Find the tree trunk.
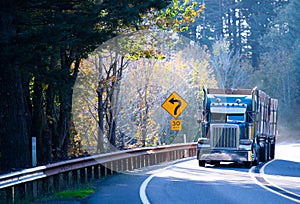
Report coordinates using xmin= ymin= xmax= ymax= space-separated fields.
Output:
xmin=31 ymin=78 xmax=47 ymax=165
xmin=0 ymin=66 xmax=31 ymax=171
xmin=141 ymin=92 xmax=149 ymax=147
xmin=107 ymin=57 xmax=124 ymax=150
xmin=43 ymin=82 xmax=56 ymax=164
xmin=96 ymin=55 xmax=105 ymax=153
xmin=106 ymin=89 xmax=116 ymax=151
xmin=97 ymin=84 xmax=105 ymax=153
xmin=52 ymin=48 xmax=79 ymax=160
xmin=0 ymin=0 xmax=31 ymax=172
xmin=107 ymin=61 xmax=117 ymax=150
xmin=42 ymin=55 xmax=60 ymax=164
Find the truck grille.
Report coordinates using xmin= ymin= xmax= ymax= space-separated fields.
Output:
xmin=210 ymin=124 xmax=239 ymax=148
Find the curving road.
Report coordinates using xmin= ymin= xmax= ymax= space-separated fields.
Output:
xmin=83 ymin=143 xmax=300 ymax=204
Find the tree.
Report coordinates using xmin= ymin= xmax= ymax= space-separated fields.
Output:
xmin=259 ymin=0 xmax=300 ymax=128
xmin=0 ymin=0 xmax=31 ymax=172
xmin=0 ymin=0 xmax=172 ymax=171
xmin=72 ymin=31 xmax=215 ymax=151
xmin=119 ymin=39 xmax=216 ymax=145
xmin=209 ymin=38 xmax=251 ymax=88
xmin=186 ymin=0 xmax=287 ymax=70
xmin=73 ymin=1 xmax=205 ymax=152
xmin=240 ymin=0 xmax=287 ymax=68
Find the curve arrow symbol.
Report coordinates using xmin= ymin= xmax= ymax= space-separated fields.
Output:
xmin=169 ymin=98 xmax=181 ymax=116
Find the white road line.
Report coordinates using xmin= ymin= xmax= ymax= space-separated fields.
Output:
xmin=139 ymin=158 xmax=195 ymax=204
xmin=139 ymin=174 xmax=154 ymax=204
xmin=261 ymin=160 xmax=300 ymax=201
xmin=139 ymin=166 xmax=171 ymax=204
xmin=249 ymin=162 xmax=300 ymax=203
xmin=139 ymin=164 xmax=175 ymax=204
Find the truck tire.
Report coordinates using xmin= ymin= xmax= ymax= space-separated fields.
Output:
xmin=253 ymin=150 xmax=260 ymax=166
xmin=270 ymin=143 xmax=275 ymax=160
xmin=260 ymin=144 xmax=267 ymax=162
xmin=267 ymin=142 xmax=270 ymax=161
xmin=198 ymin=160 xmax=205 ymax=167
xmin=252 ymin=143 xmax=260 ymax=166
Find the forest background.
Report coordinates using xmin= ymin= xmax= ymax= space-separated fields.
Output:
xmin=1 ymin=0 xmax=299 ymax=172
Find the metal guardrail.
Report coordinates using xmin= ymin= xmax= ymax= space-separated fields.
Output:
xmin=0 ymin=143 xmax=196 ymax=203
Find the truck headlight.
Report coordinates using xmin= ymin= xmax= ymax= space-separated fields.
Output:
xmin=198 ymin=138 xmax=209 ymax=144
xmin=239 ymin=139 xmax=251 ymax=145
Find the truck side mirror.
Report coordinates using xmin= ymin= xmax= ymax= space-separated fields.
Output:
xmin=197 ymin=109 xmax=204 ymax=123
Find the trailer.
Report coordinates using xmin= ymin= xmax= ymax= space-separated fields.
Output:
xmin=196 ymin=87 xmax=278 ymax=168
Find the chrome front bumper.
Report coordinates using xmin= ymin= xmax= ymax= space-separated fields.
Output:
xmin=197 ymin=148 xmax=251 ymax=162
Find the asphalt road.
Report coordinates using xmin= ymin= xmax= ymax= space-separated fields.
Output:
xmin=37 ymin=142 xmax=300 ymax=204
xmin=82 ymin=142 xmax=300 ymax=204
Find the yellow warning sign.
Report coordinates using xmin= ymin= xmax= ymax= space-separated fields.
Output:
xmin=171 ymin=120 xmax=182 ymax=131
xmin=161 ymin=92 xmax=188 ymax=119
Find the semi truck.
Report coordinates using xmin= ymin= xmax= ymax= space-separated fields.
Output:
xmin=196 ymin=87 xmax=278 ymax=168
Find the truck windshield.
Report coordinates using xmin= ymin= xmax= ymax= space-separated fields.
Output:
xmin=227 ymin=114 xmax=245 ymax=123
xmin=211 ymin=113 xmax=226 ymax=123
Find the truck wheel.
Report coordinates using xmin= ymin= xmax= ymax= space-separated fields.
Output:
xmin=260 ymin=144 xmax=267 ymax=162
xmin=253 ymin=152 xmax=259 ymax=166
xmin=266 ymin=142 xmax=270 ymax=161
xmin=270 ymin=143 xmax=275 ymax=160
xmin=252 ymin=144 xmax=260 ymax=166
xmin=198 ymin=160 xmax=205 ymax=167
xmin=211 ymin=161 xmax=220 ymax=166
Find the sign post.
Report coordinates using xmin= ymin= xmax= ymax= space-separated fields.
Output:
xmin=32 ymin=137 xmax=37 ymax=167
xmin=32 ymin=137 xmax=37 ymax=197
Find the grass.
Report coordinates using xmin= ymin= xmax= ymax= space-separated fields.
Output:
xmin=54 ymin=187 xmax=96 ymax=199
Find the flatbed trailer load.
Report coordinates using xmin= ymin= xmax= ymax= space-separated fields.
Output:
xmin=196 ymin=87 xmax=278 ymax=168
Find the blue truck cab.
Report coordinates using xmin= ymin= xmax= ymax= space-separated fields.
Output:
xmin=196 ymin=87 xmax=278 ymax=168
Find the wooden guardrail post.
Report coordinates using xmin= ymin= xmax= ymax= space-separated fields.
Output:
xmin=111 ymin=161 xmax=116 ymax=175
xmin=120 ymin=159 xmax=125 ymax=172
xmin=87 ymin=166 xmax=93 ymax=182
xmin=128 ymin=157 xmax=133 ymax=171
xmin=100 ymin=164 xmax=106 ymax=177
xmin=123 ymin=159 xmax=127 ymax=171
xmin=171 ymin=151 xmax=175 ymax=161
xmin=3 ymin=187 xmax=13 ymax=203
xmin=133 ymin=156 xmax=137 ymax=169
xmin=145 ymin=155 xmax=150 ymax=167
xmin=110 ymin=162 xmax=115 ymax=175
xmin=13 ymin=183 xmax=25 ymax=201
xmin=139 ymin=155 xmax=142 ymax=168
xmin=72 ymin=169 xmax=79 ymax=188
xmin=162 ymin=152 xmax=166 ymax=162
xmin=94 ymin=165 xmax=100 ymax=179
xmin=80 ymin=168 xmax=86 ymax=184
xmin=175 ymin=150 xmax=179 ymax=160
xmin=140 ymin=155 xmax=145 ymax=168
xmin=63 ymin=172 xmax=69 ymax=190
xmin=53 ymin=174 xmax=60 ymax=192
xmin=106 ymin=162 xmax=112 ymax=175
xmin=166 ymin=152 xmax=170 ymax=162
xmin=149 ymin=154 xmax=154 ymax=166
xmin=40 ymin=177 xmax=49 ymax=196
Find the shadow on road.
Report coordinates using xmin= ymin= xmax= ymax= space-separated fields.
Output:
xmin=205 ymin=162 xmax=251 ymax=171
xmin=264 ymin=159 xmax=300 ymax=177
